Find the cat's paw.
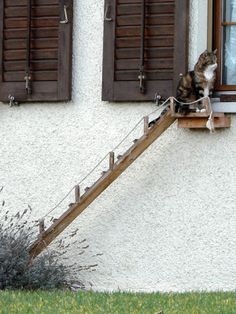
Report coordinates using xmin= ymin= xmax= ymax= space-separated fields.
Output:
xmin=196 ymin=108 xmax=206 ymax=113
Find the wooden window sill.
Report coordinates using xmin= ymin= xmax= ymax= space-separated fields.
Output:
xmin=213 ymin=92 xmax=236 ymax=102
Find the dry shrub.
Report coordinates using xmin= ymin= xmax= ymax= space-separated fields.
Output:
xmin=0 ymin=188 xmax=98 ymax=290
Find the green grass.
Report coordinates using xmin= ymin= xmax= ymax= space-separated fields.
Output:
xmin=0 ymin=290 xmax=235 ymax=314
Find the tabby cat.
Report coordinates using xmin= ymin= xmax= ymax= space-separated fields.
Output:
xmin=175 ymin=50 xmax=217 ymax=114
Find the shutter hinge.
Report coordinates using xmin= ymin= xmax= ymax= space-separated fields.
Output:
xmin=138 ymin=69 xmax=145 ymax=94
xmin=154 ymin=93 xmax=162 ymax=105
xmin=8 ymin=95 xmax=19 ymax=107
xmin=24 ymin=74 xmax=32 ymax=95
xmin=104 ymin=4 xmax=113 ymax=21
xmin=60 ymin=5 xmax=69 ymax=24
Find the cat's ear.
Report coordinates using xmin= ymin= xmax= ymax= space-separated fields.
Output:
xmin=203 ymin=49 xmax=208 ymax=56
xmin=213 ymin=49 xmax=217 ymax=54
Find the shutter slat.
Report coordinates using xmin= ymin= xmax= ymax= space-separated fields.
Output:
xmin=4 ymin=49 xmax=58 ymax=61
xmin=4 ymin=38 xmax=58 ymax=49
xmin=116 ymin=47 xmax=174 ymax=59
xmin=116 ymin=26 xmax=174 ymax=37
xmin=116 ymin=36 xmax=174 ymax=48
xmin=5 ymin=6 xmax=60 ymax=18
xmin=4 ymin=60 xmax=58 ymax=71
xmin=5 ymin=0 xmax=59 ymax=6
xmin=115 ymin=70 xmax=173 ymax=81
xmin=4 ymin=28 xmax=59 ymax=39
xmin=117 ymin=4 xmax=175 ymax=15
xmin=5 ymin=17 xmax=59 ymax=28
xmin=116 ymin=58 xmax=173 ymax=70
xmin=117 ymin=14 xmax=175 ymax=26
xmin=4 ymin=71 xmax=57 ymax=82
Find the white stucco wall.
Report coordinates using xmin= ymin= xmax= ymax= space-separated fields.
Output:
xmin=189 ymin=0 xmax=208 ymax=69
xmin=0 ymin=0 xmax=236 ymax=292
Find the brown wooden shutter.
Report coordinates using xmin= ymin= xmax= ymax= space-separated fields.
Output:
xmin=102 ymin=0 xmax=189 ymax=101
xmin=0 ymin=0 xmax=73 ymax=103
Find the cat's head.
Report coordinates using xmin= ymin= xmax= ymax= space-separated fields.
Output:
xmin=197 ymin=49 xmax=217 ymax=69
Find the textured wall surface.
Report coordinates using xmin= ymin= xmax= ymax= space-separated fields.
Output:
xmin=189 ymin=0 xmax=208 ymax=69
xmin=0 ymin=0 xmax=235 ymax=292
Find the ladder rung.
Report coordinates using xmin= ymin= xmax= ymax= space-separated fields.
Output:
xmin=75 ymin=185 xmax=81 ymax=203
xmin=144 ymin=116 xmax=149 ymax=134
xmin=39 ymin=219 xmax=45 ymax=234
xmin=109 ymin=152 xmax=115 ymax=170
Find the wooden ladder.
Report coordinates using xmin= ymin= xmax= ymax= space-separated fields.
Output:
xmin=29 ymin=106 xmax=176 ymax=258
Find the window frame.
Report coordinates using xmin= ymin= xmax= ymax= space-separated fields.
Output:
xmin=214 ymin=0 xmax=236 ymax=98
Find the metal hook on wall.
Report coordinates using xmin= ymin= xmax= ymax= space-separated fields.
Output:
xmin=60 ymin=5 xmax=69 ymax=24
xmin=104 ymin=4 xmax=113 ymax=22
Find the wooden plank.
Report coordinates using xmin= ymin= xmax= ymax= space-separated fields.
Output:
xmin=0 ymin=81 xmax=58 ymax=102
xmin=0 ymin=0 xmax=4 ymax=82
xmin=4 ymin=17 xmax=59 ymax=28
xmin=5 ymin=0 xmax=59 ymax=6
xmin=113 ymin=80 xmax=173 ymax=101
xmin=75 ymin=185 xmax=80 ymax=203
xmin=57 ymin=0 xmax=73 ymax=101
xmin=177 ymin=116 xmax=231 ymax=128
xmin=39 ymin=219 xmax=45 ymax=234
xmin=109 ymin=152 xmax=115 ymax=170
xmin=4 ymin=70 xmax=57 ymax=82
xmin=173 ymin=0 xmax=189 ymax=93
xmin=144 ymin=116 xmax=149 ymax=134
xmin=116 ymin=47 xmax=174 ymax=59
xmin=4 ymin=60 xmax=58 ymax=71
xmin=115 ymin=70 xmax=173 ymax=81
xmin=117 ymin=3 xmax=175 ymax=15
xmin=102 ymin=0 xmax=116 ymax=101
xmin=116 ymin=25 xmax=174 ymax=37
xmin=173 ymin=112 xmax=225 ymax=118
xmin=5 ymin=6 xmax=60 ymax=18
xmin=4 ymin=28 xmax=59 ymax=39
xmin=116 ymin=36 xmax=174 ymax=48
xmin=4 ymin=38 xmax=58 ymax=49
xmin=116 ymin=58 xmax=173 ymax=70
xmin=3 ymin=49 xmax=58 ymax=61
xmin=4 ymin=49 xmax=58 ymax=61
xmin=29 ymin=109 xmax=176 ymax=258
xmin=117 ymin=14 xmax=175 ymax=26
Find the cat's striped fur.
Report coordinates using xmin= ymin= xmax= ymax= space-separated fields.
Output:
xmin=175 ymin=50 xmax=217 ymax=114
